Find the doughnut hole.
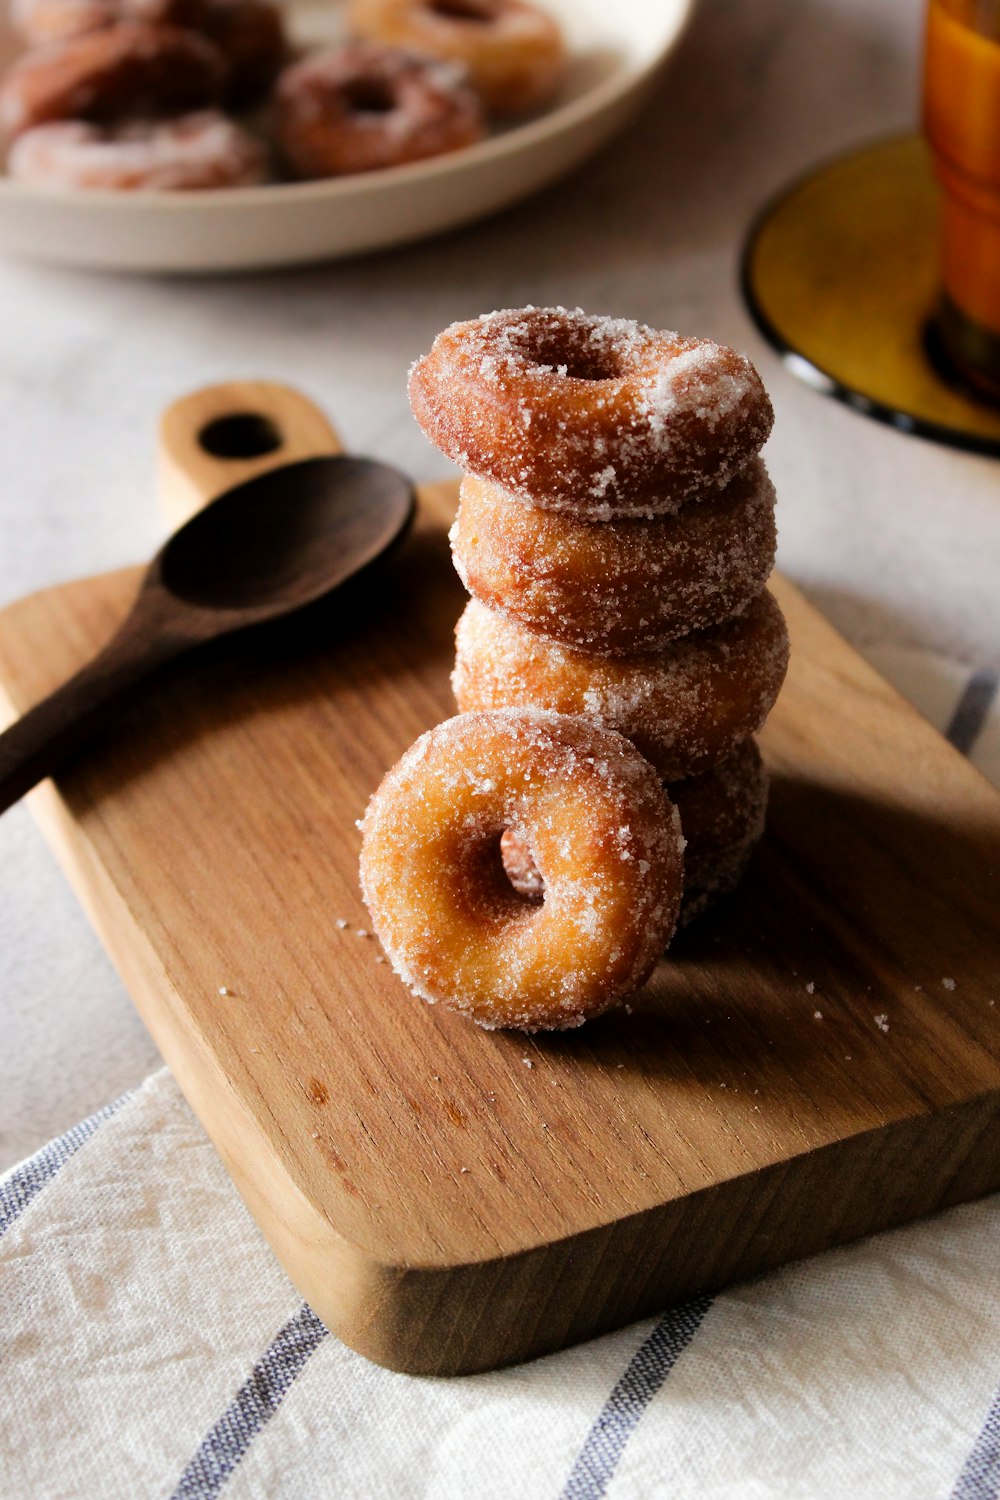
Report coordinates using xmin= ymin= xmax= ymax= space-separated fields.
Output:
xmin=430 ymin=0 xmax=496 ymax=21
xmin=341 ymin=74 xmax=397 ymax=113
xmin=500 ymin=826 xmax=544 ymax=901
xmin=509 ymin=323 xmax=626 ymax=382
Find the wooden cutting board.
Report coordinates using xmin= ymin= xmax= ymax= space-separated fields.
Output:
xmin=1 ymin=384 xmax=998 ymax=1377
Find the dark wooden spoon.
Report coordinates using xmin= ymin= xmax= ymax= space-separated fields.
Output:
xmin=0 ymin=385 xmax=414 ymax=815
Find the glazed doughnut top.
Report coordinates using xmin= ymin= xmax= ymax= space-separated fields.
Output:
xmin=408 ymin=305 xmax=774 ymax=516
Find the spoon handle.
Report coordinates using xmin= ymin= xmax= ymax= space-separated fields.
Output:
xmin=158 ymin=381 xmax=342 ymax=530
xmin=0 ymin=610 xmax=185 ymax=815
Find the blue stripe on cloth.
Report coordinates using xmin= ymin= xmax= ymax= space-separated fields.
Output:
xmin=0 ymin=1089 xmax=133 ymax=1238
xmin=950 ymin=1387 xmax=1000 ymax=1500
xmin=560 ymin=1296 xmax=713 ymax=1500
xmin=169 ymin=1303 xmax=328 ymax=1500
xmin=945 ymin=670 xmax=998 ymax=756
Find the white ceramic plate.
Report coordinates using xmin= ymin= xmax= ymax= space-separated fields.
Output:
xmin=0 ymin=0 xmax=694 ymax=272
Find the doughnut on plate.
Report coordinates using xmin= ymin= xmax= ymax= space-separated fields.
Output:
xmin=0 ymin=0 xmax=696 ymax=271
xmin=1 ymin=479 xmax=998 ymax=1376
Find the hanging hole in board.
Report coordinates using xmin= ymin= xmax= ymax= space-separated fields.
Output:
xmin=198 ymin=412 xmax=284 ymax=460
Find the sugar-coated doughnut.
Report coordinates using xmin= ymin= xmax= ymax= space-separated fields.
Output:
xmin=502 ymin=738 xmax=769 ymax=926
xmin=272 ymin=42 xmax=484 ymax=180
xmin=409 ymin=307 xmax=774 ymax=517
xmin=669 ymin=737 xmax=769 ymax=924
xmin=202 ymin=0 xmax=287 ymax=107
xmin=452 ymin=590 xmax=789 ymax=781
xmin=347 ymin=0 xmax=566 ymax=116
xmin=0 ymin=22 xmax=224 ymax=139
xmin=451 ymin=458 xmax=777 ymax=655
xmin=8 ymin=110 xmax=268 ymax=188
xmin=11 ymin=0 xmax=203 ymax=45
xmin=359 ymin=708 xmax=683 ymax=1031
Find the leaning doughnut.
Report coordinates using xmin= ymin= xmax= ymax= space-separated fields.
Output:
xmin=452 ymin=590 xmax=790 ymax=781
xmin=359 ymin=708 xmax=684 ymax=1031
xmin=11 ymin=0 xmax=204 ymax=46
xmin=502 ymin=738 xmax=769 ymax=926
xmin=347 ymin=0 xmax=566 ymax=116
xmin=408 ymin=307 xmax=773 ymax=517
xmin=451 ymin=458 xmax=777 ymax=654
xmin=0 ymin=22 xmax=224 ymax=138
xmin=8 ymin=111 xmax=268 ymax=189
xmin=272 ymin=42 xmax=484 ymax=180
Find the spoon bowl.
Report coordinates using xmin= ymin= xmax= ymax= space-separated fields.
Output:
xmin=0 ymin=417 xmax=416 ymax=816
xmin=157 ymin=455 xmax=413 ymax=615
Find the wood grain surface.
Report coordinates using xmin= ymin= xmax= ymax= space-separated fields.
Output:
xmin=0 ymin=483 xmax=998 ymax=1375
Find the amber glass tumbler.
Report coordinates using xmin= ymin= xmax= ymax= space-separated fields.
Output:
xmin=924 ymin=0 xmax=1000 ymax=400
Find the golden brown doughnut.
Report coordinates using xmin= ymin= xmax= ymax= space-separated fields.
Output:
xmin=359 ymin=708 xmax=684 ymax=1031
xmin=347 ymin=0 xmax=566 ymax=116
xmin=0 ymin=22 xmax=225 ymax=139
xmin=8 ymin=110 xmax=268 ymax=188
xmin=451 ymin=458 xmax=777 ymax=654
xmin=408 ymin=307 xmax=774 ymax=517
xmin=11 ymin=0 xmax=204 ymax=46
xmin=502 ymin=738 xmax=769 ymax=925
xmin=452 ymin=590 xmax=790 ymax=781
xmin=272 ymin=41 xmax=485 ymax=179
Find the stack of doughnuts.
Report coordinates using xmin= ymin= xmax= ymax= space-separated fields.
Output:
xmin=359 ymin=305 xmax=787 ymax=1034
xmin=409 ymin=305 xmax=789 ymax=926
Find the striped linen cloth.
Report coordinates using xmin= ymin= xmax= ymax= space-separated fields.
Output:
xmin=1 ymin=648 xmax=998 ymax=1500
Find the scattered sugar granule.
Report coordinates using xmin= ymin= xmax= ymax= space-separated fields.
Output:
xmin=375 ymin=955 xmax=386 ymax=965
xmin=942 ymin=977 xmax=956 ymax=991
xmin=805 ymin=981 xmax=815 ymax=995
xmin=218 ymin=986 xmax=229 ymax=996
xmin=874 ymin=1014 xmax=889 ymax=1033
xmin=522 ymin=1057 xmax=534 ymax=1068
xmin=336 ymin=919 xmax=348 ymax=930
xmin=249 ymin=1047 xmax=261 ymax=1055
xmin=813 ymin=1010 xmax=823 ymax=1021
xmin=460 ymin=1167 xmax=470 ymax=1174
xmin=310 ymin=1130 xmax=320 ymax=1140
xmin=355 ymin=929 xmax=369 ymax=939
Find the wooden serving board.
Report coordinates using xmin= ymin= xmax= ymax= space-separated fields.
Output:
xmin=1 ymin=402 xmax=998 ymax=1377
